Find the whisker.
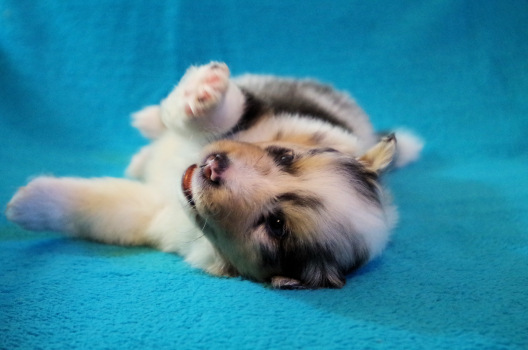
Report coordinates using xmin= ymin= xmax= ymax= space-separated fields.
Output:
xmin=185 ymin=231 xmax=206 ymax=244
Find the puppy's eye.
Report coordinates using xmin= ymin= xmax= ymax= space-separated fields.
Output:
xmin=277 ymin=150 xmax=294 ymax=166
xmin=265 ymin=211 xmax=288 ymax=238
xmin=267 ymin=147 xmax=295 ymax=166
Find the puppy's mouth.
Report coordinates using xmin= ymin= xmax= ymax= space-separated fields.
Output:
xmin=182 ymin=153 xmax=229 ymax=208
xmin=181 ymin=164 xmax=197 ymax=207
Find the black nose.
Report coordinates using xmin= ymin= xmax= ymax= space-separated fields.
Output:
xmin=202 ymin=153 xmax=229 ymax=183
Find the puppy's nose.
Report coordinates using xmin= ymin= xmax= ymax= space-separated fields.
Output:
xmin=202 ymin=153 xmax=229 ymax=183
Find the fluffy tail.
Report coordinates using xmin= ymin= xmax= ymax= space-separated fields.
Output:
xmin=393 ymin=129 xmax=424 ymax=168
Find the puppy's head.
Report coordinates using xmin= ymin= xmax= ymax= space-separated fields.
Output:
xmin=182 ymin=136 xmax=397 ymax=289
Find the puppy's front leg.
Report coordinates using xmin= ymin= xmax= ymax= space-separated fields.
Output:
xmin=160 ymin=62 xmax=246 ymax=136
xmin=6 ymin=177 xmax=165 ymax=247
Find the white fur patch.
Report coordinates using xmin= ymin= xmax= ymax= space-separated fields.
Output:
xmin=132 ymin=105 xmax=166 ymax=140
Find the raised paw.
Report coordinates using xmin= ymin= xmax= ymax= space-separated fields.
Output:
xmin=6 ymin=177 xmax=74 ymax=233
xmin=179 ymin=62 xmax=230 ymax=118
xmin=160 ymin=62 xmax=244 ymax=134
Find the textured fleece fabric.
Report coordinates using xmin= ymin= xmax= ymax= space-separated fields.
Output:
xmin=1 ymin=1 xmax=527 ymax=349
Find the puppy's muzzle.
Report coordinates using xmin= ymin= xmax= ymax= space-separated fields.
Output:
xmin=202 ymin=153 xmax=229 ymax=184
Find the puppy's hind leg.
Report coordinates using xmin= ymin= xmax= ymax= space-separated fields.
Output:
xmin=160 ymin=62 xmax=246 ymax=135
xmin=6 ymin=177 xmax=165 ymax=247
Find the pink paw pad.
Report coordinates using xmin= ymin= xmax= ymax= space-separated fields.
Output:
xmin=182 ymin=62 xmax=230 ymax=118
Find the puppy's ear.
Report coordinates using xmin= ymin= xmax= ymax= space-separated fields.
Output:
xmin=359 ymin=134 xmax=396 ymax=173
xmin=302 ymin=263 xmax=346 ymax=289
xmin=313 ymin=268 xmax=346 ymax=289
xmin=271 ymin=272 xmax=346 ymax=289
xmin=270 ymin=276 xmax=307 ymax=290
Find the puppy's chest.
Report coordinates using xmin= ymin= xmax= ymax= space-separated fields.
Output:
xmin=145 ymin=135 xmax=202 ymax=192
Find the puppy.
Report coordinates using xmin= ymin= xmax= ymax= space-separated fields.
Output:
xmin=6 ymin=62 xmax=423 ymax=289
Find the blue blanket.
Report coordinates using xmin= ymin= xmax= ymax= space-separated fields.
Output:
xmin=1 ymin=1 xmax=527 ymax=349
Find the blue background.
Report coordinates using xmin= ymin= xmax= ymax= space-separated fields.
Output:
xmin=1 ymin=1 xmax=527 ymax=349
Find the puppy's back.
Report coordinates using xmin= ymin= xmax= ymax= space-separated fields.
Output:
xmin=234 ymin=75 xmax=376 ymax=146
